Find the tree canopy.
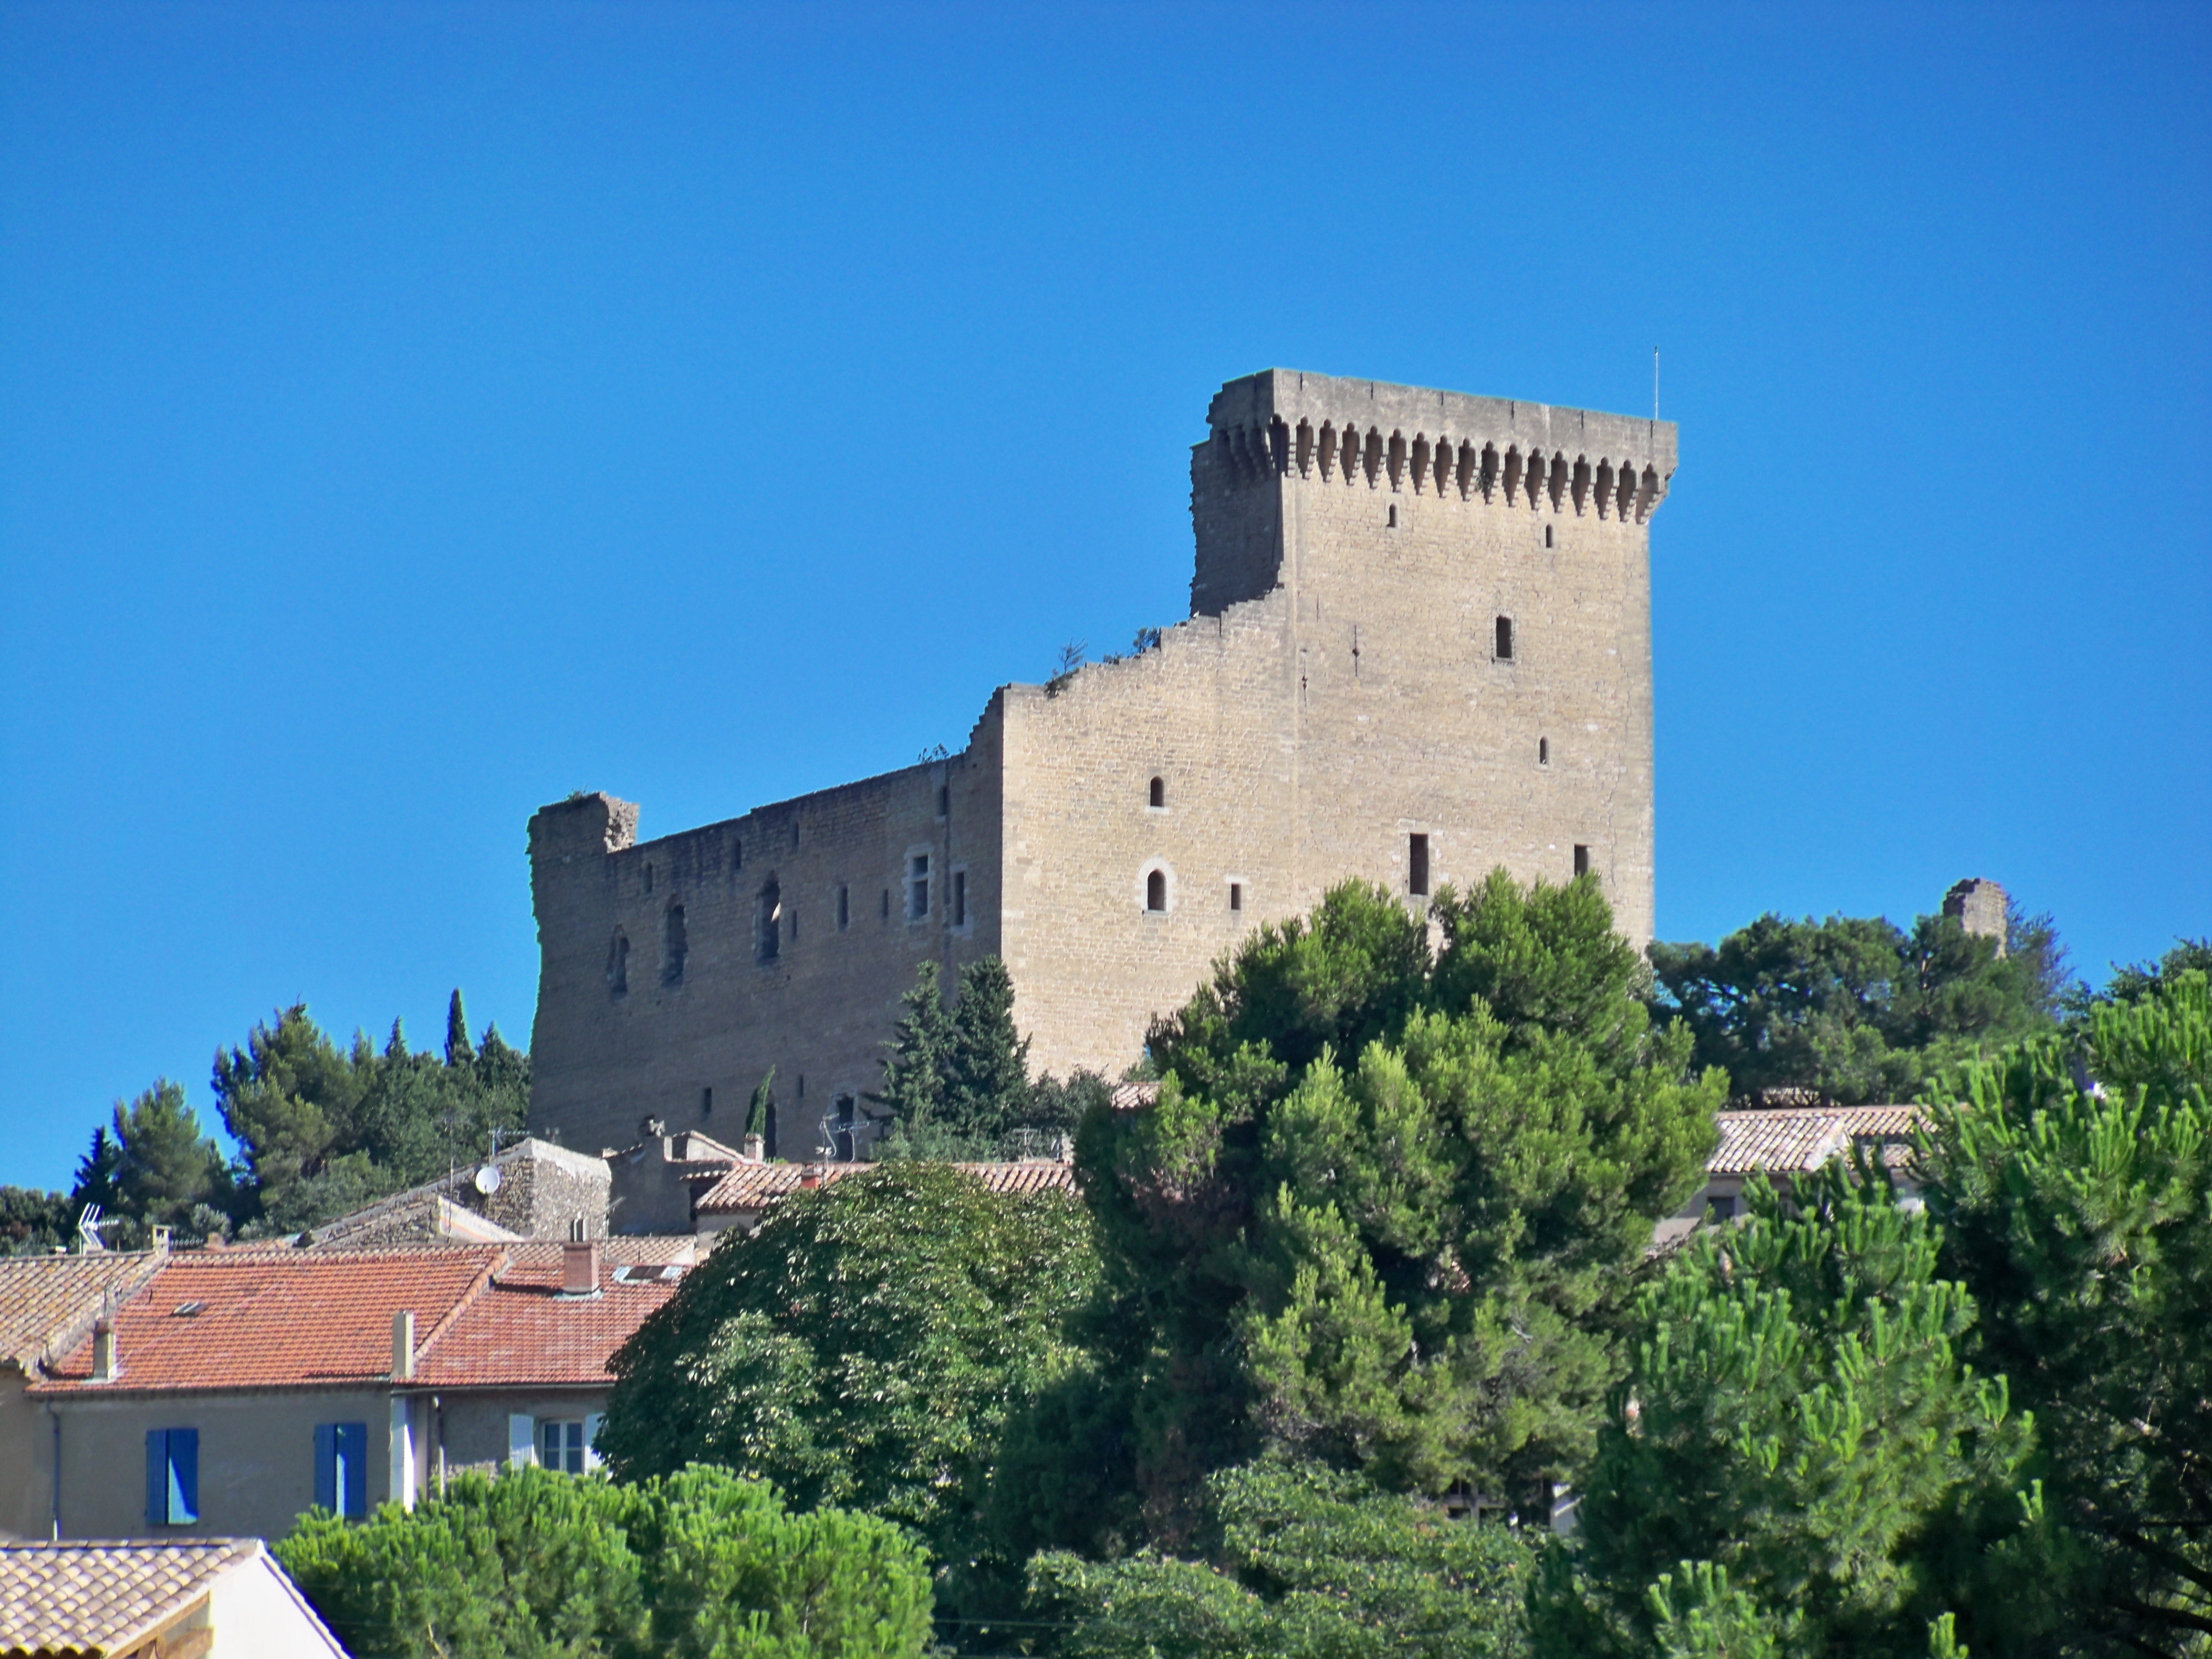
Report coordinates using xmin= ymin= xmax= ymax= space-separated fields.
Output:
xmin=1018 ymin=872 xmax=1722 ymax=1551
xmin=598 ymin=1162 xmax=1099 ymax=1570
xmin=276 ymin=1463 xmax=932 ymax=1659
xmin=1648 ymin=899 xmax=2070 ymax=1107
xmin=870 ymin=956 xmax=1091 ymax=1160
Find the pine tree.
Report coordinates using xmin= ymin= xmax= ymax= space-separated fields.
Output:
xmin=1528 ymin=1160 xmax=2034 ymax=1658
xmin=945 ymin=956 xmax=1032 ymax=1141
xmin=869 ymin=960 xmax=957 ymax=1131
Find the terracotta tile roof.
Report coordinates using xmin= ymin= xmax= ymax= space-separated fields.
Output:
xmin=1110 ymin=1081 xmax=1160 ymax=1112
xmin=0 ymin=1537 xmax=259 ymax=1657
xmin=502 ymin=1237 xmax=701 ymax=1270
xmin=32 ymin=1250 xmax=499 ymax=1395
xmin=693 ymin=1159 xmax=1076 ymax=1216
xmin=0 ymin=1254 xmax=167 ymax=1375
xmin=1709 ymin=1106 xmax=1926 ymax=1176
xmin=408 ymin=1252 xmax=679 ymax=1389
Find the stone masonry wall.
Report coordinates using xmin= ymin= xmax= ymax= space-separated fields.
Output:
xmin=528 ymin=369 xmax=1671 ymax=1153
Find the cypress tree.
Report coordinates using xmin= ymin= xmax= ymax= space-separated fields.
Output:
xmin=945 ymin=957 xmax=1032 ymax=1141
xmin=870 ymin=961 xmax=957 ymax=1132
xmin=444 ymin=989 xmax=473 ymax=1068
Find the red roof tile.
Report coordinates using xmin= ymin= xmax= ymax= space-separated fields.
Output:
xmin=408 ymin=1261 xmax=679 ymax=1389
xmin=33 ymin=1250 xmax=499 ymax=1394
xmin=693 ymin=1159 xmax=1075 ymax=1216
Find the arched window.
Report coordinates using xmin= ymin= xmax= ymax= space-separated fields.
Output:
xmin=1149 ymin=776 xmax=1166 ymax=809
xmin=662 ymin=904 xmax=687 ymax=984
xmin=756 ymin=879 xmax=781 ymax=963
xmin=1146 ymin=869 xmax=1167 ymax=912
xmin=606 ymin=930 xmax=629 ymax=994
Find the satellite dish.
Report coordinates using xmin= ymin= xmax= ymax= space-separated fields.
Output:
xmin=473 ymin=1163 xmax=504 ymax=1195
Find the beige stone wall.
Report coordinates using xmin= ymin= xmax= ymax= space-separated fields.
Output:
xmin=529 ymin=733 xmax=1006 ymax=1158
xmin=46 ymin=1389 xmax=402 ymax=1541
xmin=528 ymin=369 xmax=1669 ymax=1151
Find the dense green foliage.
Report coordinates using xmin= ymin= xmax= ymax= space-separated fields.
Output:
xmin=276 ymin=1463 xmax=932 ymax=1659
xmin=54 ymin=991 xmax=527 ymax=1245
xmin=210 ymin=991 xmax=528 ymax=1234
xmin=1649 ymin=900 xmax=2070 ymax=1106
xmin=1921 ymin=968 xmax=2212 ymax=1652
xmin=598 ymin=1162 xmax=1099 ymax=1568
xmin=1018 ymin=1458 xmax=1532 ymax=1658
xmin=870 ymin=957 xmax=1091 ymax=1159
xmin=1019 ymin=872 xmax=1722 ymax=1548
xmin=1530 ymin=1164 xmax=2036 ymax=1657
xmin=0 ymin=1183 xmax=75 ymax=1255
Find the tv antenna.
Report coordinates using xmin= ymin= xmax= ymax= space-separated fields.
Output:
xmin=75 ymin=1204 xmax=107 ymax=1254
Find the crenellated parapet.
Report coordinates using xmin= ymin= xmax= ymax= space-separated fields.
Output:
xmin=1197 ymin=367 xmax=1677 ymax=523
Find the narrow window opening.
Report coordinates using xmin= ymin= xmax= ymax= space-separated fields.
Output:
xmin=789 ymin=906 xmax=797 ymax=941
xmin=937 ymin=786 xmax=949 ymax=818
xmin=1545 ymin=524 xmax=1553 ymax=548
xmin=643 ymin=863 xmax=654 ymax=895
xmin=756 ymin=880 xmax=781 ymax=963
xmin=607 ymin=931 xmax=629 ymax=995
xmin=1146 ymin=869 xmax=1167 ymax=912
xmin=909 ymin=854 xmax=930 ymax=920
xmin=881 ymin=889 xmax=890 ymax=921
xmin=1409 ymin=834 xmax=1431 ymax=897
xmin=1573 ymin=844 xmax=1592 ymax=878
xmin=1387 ymin=503 xmax=1398 ymax=528
xmin=952 ymin=870 xmax=967 ymax=927
xmin=1229 ymin=881 xmax=1243 ymax=912
xmin=764 ymin=1100 xmax=779 ymax=1160
xmin=1149 ymin=775 xmax=1166 ymax=809
xmin=662 ymin=903 xmax=687 ymax=984
xmin=700 ymin=1087 xmax=712 ymax=1118
xmin=832 ymin=1095 xmax=857 ymax=1162
xmin=1538 ymin=737 xmax=1550 ymax=766
xmin=837 ymin=885 xmax=849 ymax=931
xmin=732 ymin=838 xmax=742 ymax=870
xmin=1494 ymin=616 xmax=1515 ymax=661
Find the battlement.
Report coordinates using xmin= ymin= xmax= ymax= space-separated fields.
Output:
xmin=1200 ymin=368 xmax=1676 ymax=517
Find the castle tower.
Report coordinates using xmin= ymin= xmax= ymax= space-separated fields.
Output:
xmin=1943 ymin=878 xmax=2010 ymax=956
xmin=525 ymin=371 xmax=1676 ymax=1161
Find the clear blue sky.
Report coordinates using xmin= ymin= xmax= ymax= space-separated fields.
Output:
xmin=3 ymin=2 xmax=2206 ymax=1192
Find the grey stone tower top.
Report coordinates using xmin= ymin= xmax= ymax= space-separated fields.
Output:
xmin=1189 ymin=368 xmax=1678 ymax=616
xmin=1944 ymin=878 xmax=2010 ymax=956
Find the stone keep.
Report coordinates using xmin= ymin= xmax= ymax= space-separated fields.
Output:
xmin=527 ymin=369 xmax=1676 ymax=1157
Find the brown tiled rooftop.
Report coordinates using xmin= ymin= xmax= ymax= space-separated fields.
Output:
xmin=692 ymin=1159 xmax=1074 ymax=1217
xmin=0 ymin=1254 xmax=167 ymax=1374
xmin=1709 ymin=1105 xmax=1925 ymax=1176
xmin=409 ymin=1254 xmax=681 ymax=1389
xmin=0 ymin=1537 xmax=259 ymax=1657
xmin=32 ymin=1249 xmax=499 ymax=1394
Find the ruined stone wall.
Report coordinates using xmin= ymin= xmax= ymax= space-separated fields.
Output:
xmin=527 ymin=734 xmax=1005 ymax=1157
xmin=529 ymin=369 xmax=1671 ymax=1149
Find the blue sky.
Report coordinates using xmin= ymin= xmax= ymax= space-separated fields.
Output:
xmin=2 ymin=2 xmax=2206 ymax=1192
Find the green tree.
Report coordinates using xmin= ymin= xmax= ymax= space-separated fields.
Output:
xmin=1046 ymin=873 xmax=1720 ymax=1545
xmin=1920 ymin=969 xmax=2212 ymax=1653
xmin=870 ymin=961 xmax=959 ymax=1139
xmin=597 ymin=1163 xmax=1098 ymax=1571
xmin=1529 ymin=1162 xmax=2037 ymax=1659
xmin=1018 ymin=1457 xmax=1531 ymax=1658
xmin=0 ymin=1186 xmax=74 ymax=1255
xmin=945 ymin=956 xmax=1034 ymax=1141
xmin=275 ymin=1463 xmax=932 ymax=1659
xmin=873 ymin=956 xmax=1073 ymax=1159
xmin=1650 ymin=899 xmax=2070 ymax=1107
xmin=82 ymin=1081 xmax=229 ymax=1230
xmin=211 ymin=998 xmax=528 ymax=1234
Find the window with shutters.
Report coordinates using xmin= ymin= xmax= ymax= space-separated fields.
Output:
xmin=145 ymin=1427 xmax=199 ymax=1527
xmin=315 ymin=1422 xmax=368 ymax=1520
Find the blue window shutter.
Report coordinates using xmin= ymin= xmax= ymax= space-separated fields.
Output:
xmin=145 ymin=1431 xmax=166 ymax=1528
xmin=338 ymin=1423 xmax=367 ymax=1519
xmin=314 ymin=1424 xmax=336 ymax=1513
xmin=169 ymin=1428 xmax=198 ymax=1524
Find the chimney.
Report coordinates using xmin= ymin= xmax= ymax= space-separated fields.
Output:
xmin=743 ymin=1134 xmax=765 ymax=1162
xmin=392 ymin=1310 xmax=415 ymax=1381
xmin=561 ymin=1240 xmax=601 ymax=1296
xmin=91 ymin=1312 xmax=118 ymax=1383
xmin=799 ymin=1164 xmax=822 ymax=1190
